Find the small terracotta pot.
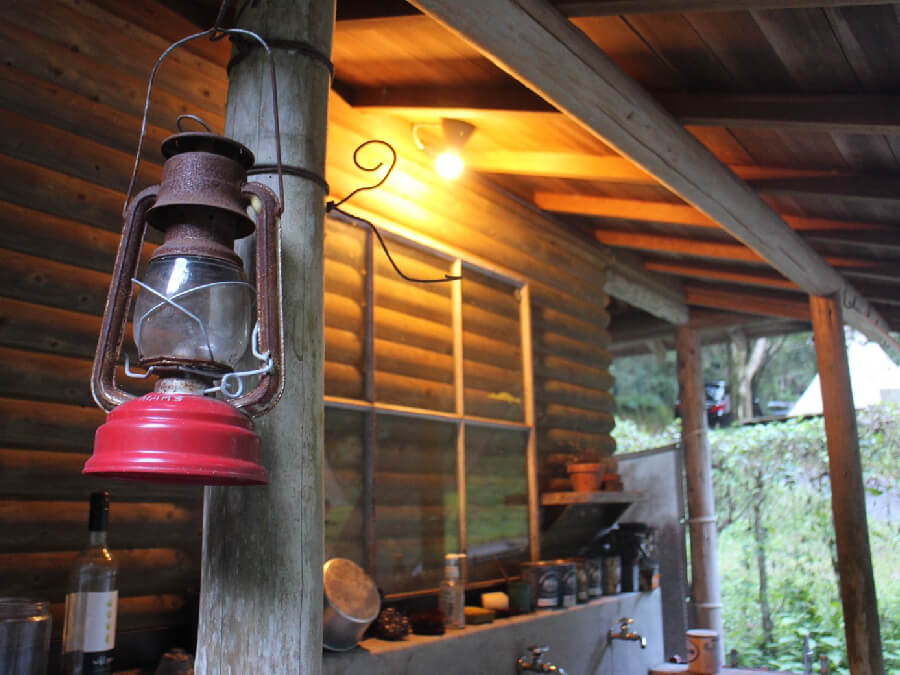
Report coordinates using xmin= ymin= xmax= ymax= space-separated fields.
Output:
xmin=567 ymin=462 xmax=604 ymax=492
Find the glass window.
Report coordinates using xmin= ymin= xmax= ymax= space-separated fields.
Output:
xmin=465 ymin=426 xmax=529 ymax=582
xmin=374 ymin=415 xmax=459 ymax=594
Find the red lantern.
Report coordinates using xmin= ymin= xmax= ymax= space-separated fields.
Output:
xmin=85 ymin=128 xmax=284 ymax=485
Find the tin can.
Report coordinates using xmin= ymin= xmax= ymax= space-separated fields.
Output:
xmin=561 ymin=558 xmax=589 ymax=603
xmin=586 ymin=557 xmax=603 ymax=598
xmin=520 ymin=561 xmax=560 ymax=610
xmin=552 ymin=560 xmax=577 ymax=608
xmin=601 ymin=555 xmax=621 ymax=595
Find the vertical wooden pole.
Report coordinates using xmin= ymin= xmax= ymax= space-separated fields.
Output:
xmin=676 ymin=324 xmax=724 ymax=660
xmin=196 ymin=1 xmax=334 ymax=673
xmin=363 ymin=228 xmax=376 ymax=576
xmin=810 ymin=294 xmax=884 ymax=675
xmin=519 ymin=284 xmax=539 ymax=562
xmin=451 ymin=259 xmax=467 ymax=569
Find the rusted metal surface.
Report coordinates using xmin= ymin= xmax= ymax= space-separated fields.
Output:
xmin=91 ymin=130 xmax=284 ymax=418
xmin=90 ymin=186 xmax=157 ymax=412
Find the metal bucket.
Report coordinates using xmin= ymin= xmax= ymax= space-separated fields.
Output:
xmin=322 ymin=559 xmax=380 ymax=652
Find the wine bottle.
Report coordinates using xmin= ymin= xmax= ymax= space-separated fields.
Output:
xmin=61 ymin=491 xmax=118 ymax=675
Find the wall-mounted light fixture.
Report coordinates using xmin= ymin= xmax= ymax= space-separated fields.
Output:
xmin=412 ymin=118 xmax=476 ymax=180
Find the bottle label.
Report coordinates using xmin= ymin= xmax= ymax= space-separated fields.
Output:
xmin=64 ymin=591 xmax=118 ymax=652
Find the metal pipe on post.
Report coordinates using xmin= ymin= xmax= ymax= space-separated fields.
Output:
xmin=196 ymin=1 xmax=334 ymax=672
xmin=676 ymin=323 xmax=724 ymax=662
xmin=809 ymin=294 xmax=884 ymax=675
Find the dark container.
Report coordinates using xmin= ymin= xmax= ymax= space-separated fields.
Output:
xmin=552 ymin=560 xmax=577 ymax=608
xmin=520 ymin=562 xmax=560 ymax=611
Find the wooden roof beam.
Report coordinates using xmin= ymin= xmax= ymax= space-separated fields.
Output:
xmin=593 ymin=229 xmax=879 ymax=270
xmin=536 ymin=192 xmax=896 ymax=234
xmin=335 ymin=0 xmax=899 ymax=23
xmin=684 ymin=283 xmax=811 ymax=321
xmin=346 ymin=84 xmax=900 ymax=136
xmin=461 ymin=150 xmax=840 ymax=183
xmin=662 ymin=93 xmax=900 ymax=134
xmin=642 ymin=259 xmax=798 ymax=291
xmin=406 ymin=0 xmax=894 ymax=350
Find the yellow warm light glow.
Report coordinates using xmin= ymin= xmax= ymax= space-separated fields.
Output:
xmin=434 ymin=151 xmax=464 ymax=179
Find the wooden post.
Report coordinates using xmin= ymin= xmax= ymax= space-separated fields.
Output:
xmin=809 ymin=294 xmax=884 ymax=675
xmin=196 ymin=1 xmax=334 ymax=673
xmin=676 ymin=324 xmax=724 ymax=659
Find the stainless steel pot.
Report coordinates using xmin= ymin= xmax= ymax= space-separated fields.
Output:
xmin=322 ymin=558 xmax=380 ymax=651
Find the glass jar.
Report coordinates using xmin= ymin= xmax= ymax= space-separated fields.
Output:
xmin=0 ymin=598 xmax=52 ymax=675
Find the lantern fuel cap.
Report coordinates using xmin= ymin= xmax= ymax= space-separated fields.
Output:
xmin=85 ymin=393 xmax=267 ymax=485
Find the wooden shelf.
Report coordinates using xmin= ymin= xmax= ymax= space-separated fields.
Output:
xmin=541 ymin=491 xmax=643 ymax=506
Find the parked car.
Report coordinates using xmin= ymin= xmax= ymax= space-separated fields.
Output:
xmin=675 ymin=380 xmax=733 ymax=427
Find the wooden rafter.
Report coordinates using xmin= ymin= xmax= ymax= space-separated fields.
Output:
xmin=541 ymin=192 xmax=897 ymax=233
xmin=335 ymin=0 xmax=900 ymax=23
xmin=642 ymin=259 xmax=798 ymax=290
xmin=684 ymin=283 xmax=811 ymax=320
xmin=660 ymin=93 xmax=900 ymax=134
xmin=558 ymin=0 xmax=898 ymax=16
xmin=536 ymin=192 xmax=896 ymax=235
xmin=593 ymin=229 xmax=878 ymax=270
xmin=345 ymin=84 xmax=900 ymax=136
xmin=461 ymin=150 xmax=841 ymax=183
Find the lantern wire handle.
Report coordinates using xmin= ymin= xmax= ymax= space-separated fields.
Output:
xmin=327 ymin=140 xmax=461 ymax=284
xmin=123 ymin=5 xmax=285 ymax=215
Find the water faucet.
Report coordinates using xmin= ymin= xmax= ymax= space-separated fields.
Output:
xmin=517 ymin=645 xmax=568 ymax=675
xmin=608 ymin=617 xmax=647 ymax=649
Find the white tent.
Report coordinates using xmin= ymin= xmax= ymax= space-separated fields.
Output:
xmin=791 ymin=335 xmax=900 ymax=416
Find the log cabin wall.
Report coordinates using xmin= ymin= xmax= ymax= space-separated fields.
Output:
xmin=0 ymin=0 xmax=224 ymax=663
xmin=0 ymin=0 xmax=613 ymax=655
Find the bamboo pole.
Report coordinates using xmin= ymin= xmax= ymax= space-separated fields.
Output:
xmin=676 ymin=324 xmax=725 ymax=662
xmin=196 ymin=1 xmax=333 ymax=672
xmin=809 ymin=294 xmax=884 ymax=674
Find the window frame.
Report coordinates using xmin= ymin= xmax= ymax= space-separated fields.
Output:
xmin=324 ymin=209 xmax=539 ymax=596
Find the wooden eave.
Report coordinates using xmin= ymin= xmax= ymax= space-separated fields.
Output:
xmin=164 ymin=0 xmax=900 ymax=351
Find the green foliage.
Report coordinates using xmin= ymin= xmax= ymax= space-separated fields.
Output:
xmin=711 ymin=405 xmax=900 ymax=673
xmin=611 ymin=352 xmax=677 ymax=429
xmin=612 ymin=415 xmax=680 ymax=454
xmin=612 ymin=405 xmax=900 ymax=672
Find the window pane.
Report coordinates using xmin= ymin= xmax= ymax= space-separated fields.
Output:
xmin=375 ymin=415 xmax=459 ymax=594
xmin=324 ymin=217 xmax=367 ymax=399
xmin=466 ymin=425 xmax=529 ymax=582
xmin=374 ymin=239 xmax=455 ymax=412
xmin=462 ymin=267 xmax=524 ymax=421
xmin=324 ymin=407 xmax=366 ymax=567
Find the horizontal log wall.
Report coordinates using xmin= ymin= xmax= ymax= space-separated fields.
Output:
xmin=322 ymin=93 xmax=614 ymax=590
xmin=0 ymin=0 xmax=215 ymax=662
xmin=6 ymin=0 xmax=613 ymax=631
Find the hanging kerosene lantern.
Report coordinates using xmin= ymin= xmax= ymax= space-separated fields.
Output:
xmin=84 ymin=22 xmax=286 ymax=485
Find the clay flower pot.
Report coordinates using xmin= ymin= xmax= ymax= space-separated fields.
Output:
xmin=566 ymin=462 xmax=605 ymax=492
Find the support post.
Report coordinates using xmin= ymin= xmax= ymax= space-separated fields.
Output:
xmin=809 ymin=294 xmax=884 ymax=674
xmin=196 ymin=1 xmax=334 ymax=673
xmin=676 ymin=324 xmax=724 ymax=660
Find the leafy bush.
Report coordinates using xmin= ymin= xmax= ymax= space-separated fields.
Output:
xmin=614 ymin=405 xmax=900 ymax=672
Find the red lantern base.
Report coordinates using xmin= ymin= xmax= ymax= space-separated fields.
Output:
xmin=84 ymin=393 xmax=268 ymax=485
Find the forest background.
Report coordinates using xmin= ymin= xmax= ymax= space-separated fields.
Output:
xmin=611 ymin=332 xmax=899 ymax=673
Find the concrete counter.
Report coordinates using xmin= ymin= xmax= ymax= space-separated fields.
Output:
xmin=323 ymin=590 xmax=664 ymax=675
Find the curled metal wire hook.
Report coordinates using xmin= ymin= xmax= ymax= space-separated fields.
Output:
xmin=327 ymin=140 xmax=461 ymax=284
xmin=330 ymin=140 xmax=398 ymax=210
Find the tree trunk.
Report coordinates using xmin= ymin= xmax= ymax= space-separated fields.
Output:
xmin=728 ymin=329 xmax=768 ymax=422
xmin=753 ymin=471 xmax=774 ymax=652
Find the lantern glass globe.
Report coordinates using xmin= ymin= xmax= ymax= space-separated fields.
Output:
xmin=133 ymin=255 xmax=252 ymax=371
xmin=435 ymin=151 xmax=464 ymax=179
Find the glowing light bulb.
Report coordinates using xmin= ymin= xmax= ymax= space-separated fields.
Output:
xmin=434 ymin=151 xmax=464 ymax=179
